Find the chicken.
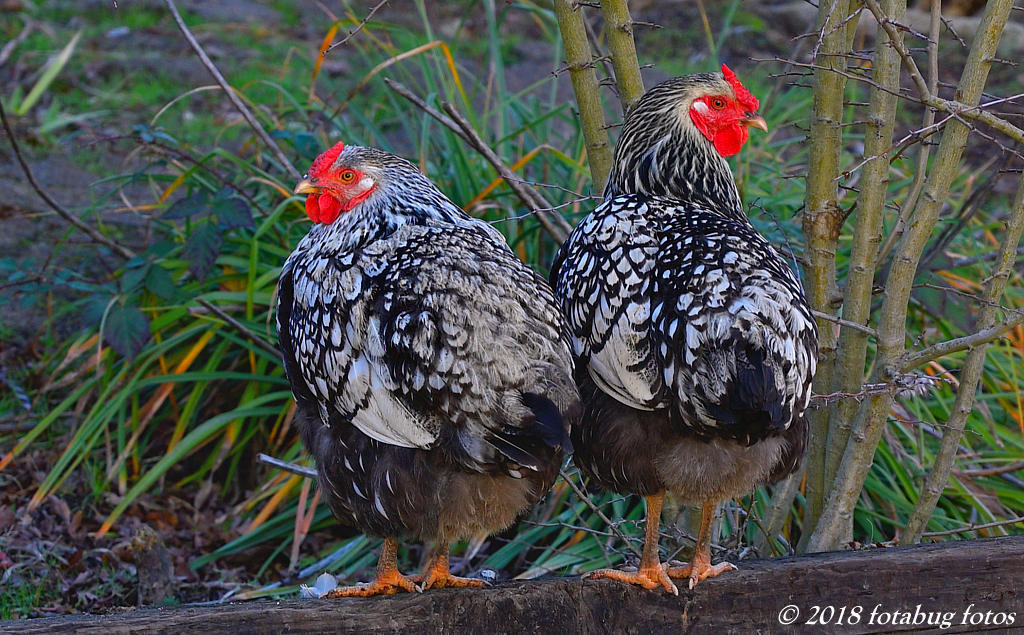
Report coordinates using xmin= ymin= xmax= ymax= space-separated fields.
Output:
xmin=551 ymin=66 xmax=817 ymax=594
xmin=278 ymin=142 xmax=579 ymax=596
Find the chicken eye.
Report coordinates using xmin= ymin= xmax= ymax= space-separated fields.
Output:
xmin=339 ymin=169 xmax=356 ymax=183
xmin=711 ymin=98 xmax=726 ymax=110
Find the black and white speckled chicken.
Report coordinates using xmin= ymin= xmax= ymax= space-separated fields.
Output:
xmin=551 ymin=66 xmax=817 ymax=593
xmin=278 ymin=142 xmax=579 ymax=596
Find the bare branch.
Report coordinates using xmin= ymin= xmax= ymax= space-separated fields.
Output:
xmin=385 ymin=80 xmax=571 ymax=243
xmin=810 ymin=309 xmax=878 ymax=338
xmin=805 ymin=0 xmax=1017 ymax=553
xmin=0 ymin=100 xmax=136 ymax=260
xmin=798 ymin=0 xmax=858 ymax=550
xmin=920 ymin=516 xmax=1024 ymax=539
xmin=558 ymin=468 xmax=642 ymax=560
xmin=441 ymin=102 xmax=573 ymax=241
xmin=258 ymin=453 xmax=318 ymax=480
xmin=163 ymin=0 xmax=301 ymax=181
xmin=324 ymin=0 xmax=388 ymax=54
xmin=826 ymin=0 xmax=904 ymax=498
xmin=954 ymin=461 xmax=1024 ymax=477
xmin=193 ymin=299 xmax=281 ymax=358
xmin=900 ymin=312 xmax=1024 ymax=371
xmin=0 ymin=18 xmax=32 ymax=68
xmin=902 ymin=166 xmax=1024 ymax=542
xmin=811 ymin=374 xmax=951 ymax=406
xmin=862 ymin=0 xmax=1024 ymax=146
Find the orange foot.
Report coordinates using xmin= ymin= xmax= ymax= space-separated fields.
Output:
xmin=414 ymin=553 xmax=487 ymax=591
xmin=586 ymin=564 xmax=678 ymax=596
xmin=667 ymin=558 xmax=737 ymax=589
xmin=416 ymin=570 xmax=487 ymax=591
xmin=324 ymin=569 xmax=419 ymax=597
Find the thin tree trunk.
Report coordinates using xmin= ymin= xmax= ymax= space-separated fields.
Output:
xmin=797 ymin=0 xmax=857 ymax=552
xmin=805 ymin=0 xmax=1015 ymax=553
xmin=599 ymin=0 xmax=645 ymax=114
xmin=553 ymin=0 xmax=614 ymax=193
xmin=824 ymin=0 xmax=903 ymax=503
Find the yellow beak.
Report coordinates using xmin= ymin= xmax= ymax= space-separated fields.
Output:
xmin=293 ymin=179 xmax=319 ymax=195
xmin=741 ymin=114 xmax=769 ymax=133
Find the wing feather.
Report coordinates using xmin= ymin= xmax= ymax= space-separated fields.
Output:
xmin=553 ymin=195 xmax=665 ymax=411
xmin=280 ymin=223 xmax=576 ymax=470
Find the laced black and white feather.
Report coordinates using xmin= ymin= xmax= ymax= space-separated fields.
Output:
xmin=552 ymin=74 xmax=817 ymax=447
xmin=278 ymin=146 xmax=576 ymax=476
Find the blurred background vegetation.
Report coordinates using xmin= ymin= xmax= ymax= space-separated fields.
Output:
xmin=1 ymin=0 xmax=1022 ymax=618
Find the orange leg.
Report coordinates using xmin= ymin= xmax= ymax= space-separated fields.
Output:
xmin=415 ymin=542 xmax=487 ymax=591
xmin=324 ymin=537 xmax=418 ymax=597
xmin=585 ymin=492 xmax=679 ymax=595
xmin=666 ymin=500 xmax=736 ymax=589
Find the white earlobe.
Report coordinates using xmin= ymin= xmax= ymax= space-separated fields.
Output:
xmin=356 ymin=176 xmax=375 ymax=196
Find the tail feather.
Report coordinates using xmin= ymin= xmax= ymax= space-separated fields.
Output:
xmin=484 ymin=391 xmax=574 ymax=471
xmin=697 ymin=342 xmax=790 ymax=444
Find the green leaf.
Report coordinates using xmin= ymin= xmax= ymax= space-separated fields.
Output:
xmin=184 ymin=221 xmax=223 ymax=280
xmin=212 ymin=192 xmax=254 ymax=230
xmin=292 ymin=132 xmax=320 ymax=160
xmin=145 ymin=265 xmax=176 ymax=300
xmin=148 ymin=240 xmax=177 ymax=257
xmin=121 ymin=263 xmax=151 ymax=292
xmin=83 ymin=295 xmax=114 ymax=328
xmin=164 ymin=191 xmax=211 ymax=220
xmin=105 ymin=304 xmax=151 ymax=359
xmin=68 ymin=280 xmax=97 ymax=293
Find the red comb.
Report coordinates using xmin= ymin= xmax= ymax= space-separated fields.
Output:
xmin=309 ymin=141 xmax=346 ymax=177
xmin=722 ymin=64 xmax=759 ymax=112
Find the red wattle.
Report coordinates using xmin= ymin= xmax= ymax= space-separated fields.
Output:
xmin=305 ymin=193 xmax=321 ymax=222
xmin=304 ymin=192 xmax=344 ymax=224
xmin=713 ymin=124 xmax=748 ymax=157
xmin=317 ymin=193 xmax=343 ymax=224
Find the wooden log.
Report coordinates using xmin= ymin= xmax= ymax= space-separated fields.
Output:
xmin=6 ymin=536 xmax=1023 ymax=634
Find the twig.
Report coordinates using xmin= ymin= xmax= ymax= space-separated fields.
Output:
xmin=824 ymin=0 xmax=904 ymax=514
xmin=755 ymin=469 xmax=802 ymax=556
xmin=954 ymin=462 xmax=1024 ymax=477
xmin=558 ymin=468 xmax=642 ymax=559
xmin=798 ymin=0 xmax=858 ymax=551
xmin=0 ymin=100 xmax=136 ymax=260
xmin=385 ymin=80 xmax=571 ymax=242
xmin=901 ymin=311 xmax=1024 ymax=371
xmin=810 ymin=309 xmax=878 ymax=338
xmin=324 ymin=0 xmax=388 ymax=54
xmin=862 ymin=0 xmax=1024 ymax=146
xmin=257 ymin=453 xmax=318 ymax=480
xmin=441 ymin=102 xmax=573 ymax=239
xmin=810 ymin=374 xmax=950 ymax=406
xmin=0 ymin=421 xmax=39 ymax=433
xmin=920 ymin=516 xmax=1024 ymax=538
xmin=194 ymin=299 xmax=281 ymax=357
xmin=0 ymin=19 xmax=32 ymax=68
xmin=163 ymin=0 xmax=301 ymax=181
